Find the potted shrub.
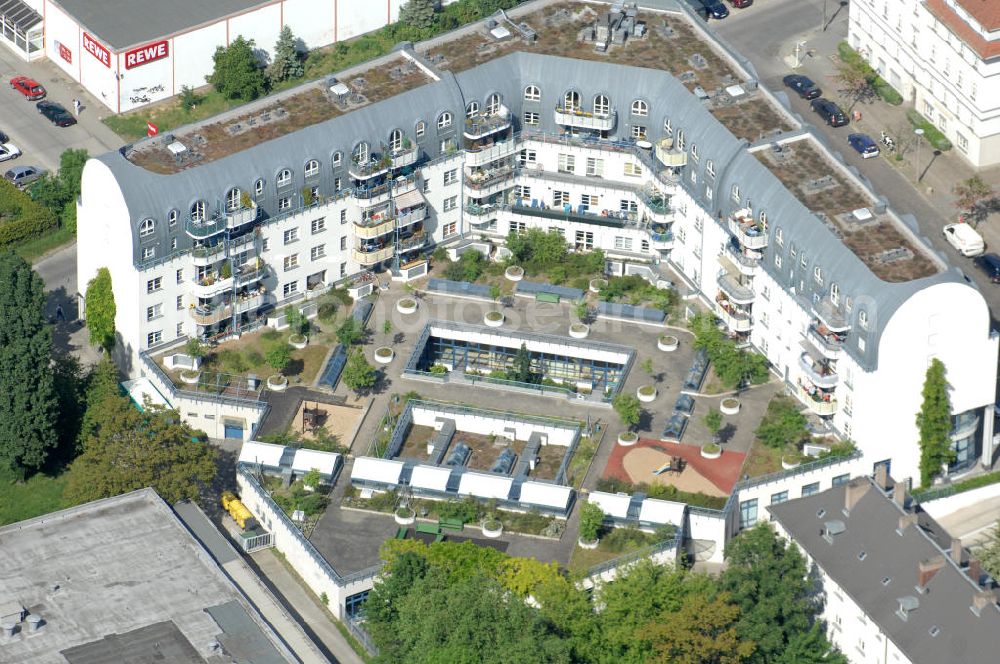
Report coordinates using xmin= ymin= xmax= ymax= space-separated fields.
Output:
xmin=484 ymin=310 xmax=505 ymax=327
xmin=504 ymin=265 xmax=524 ymax=281
xmin=180 ymin=368 xmax=202 ymax=384
xmin=589 ymin=278 xmax=608 ymax=293
xmin=578 ymin=501 xmax=604 ymax=549
xmin=219 ymin=261 xmax=232 ymax=280
xmin=429 ymin=364 xmax=448 ymax=375
xmin=374 ymin=346 xmax=395 ymax=364
xmin=569 ymin=322 xmax=590 ymax=339
xmin=285 ymin=306 xmax=309 ymax=348
xmin=701 ymin=442 xmax=722 ymax=459
xmin=720 ymin=397 xmax=741 ymax=415
xmin=782 ymin=451 xmax=803 ymax=470
xmin=637 ymin=384 xmax=657 ymax=402
xmin=302 ymin=468 xmax=322 ymax=493
xmin=617 ymin=431 xmax=639 ymax=446
xmin=394 ymin=505 xmax=416 ymax=525
xmin=396 ymin=297 xmax=418 ymax=314
xmin=658 ymin=334 xmax=679 ymax=352
xmin=481 ymin=513 xmax=503 ymax=538
xmin=267 ymin=374 xmax=288 ymax=391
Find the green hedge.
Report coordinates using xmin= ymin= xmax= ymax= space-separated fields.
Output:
xmin=906 ymin=109 xmax=953 ymax=151
xmin=837 ymin=41 xmax=903 ymax=106
xmin=0 ymin=180 xmax=59 ymax=251
xmin=913 ymin=470 xmax=1000 ymax=503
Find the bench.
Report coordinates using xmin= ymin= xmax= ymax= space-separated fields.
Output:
xmin=395 ymin=527 xmax=408 ymax=539
xmin=535 ymin=292 xmax=560 ymax=303
xmin=435 ymin=533 xmax=445 ymax=543
xmin=416 ymin=523 xmax=440 ymax=536
xmin=439 ymin=517 xmax=464 ymax=532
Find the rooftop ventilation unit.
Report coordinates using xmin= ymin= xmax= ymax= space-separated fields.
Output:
xmin=822 ymin=520 xmax=846 ymax=544
xmin=896 ymin=595 xmax=919 ymax=621
xmin=445 ymin=443 xmax=471 ymax=467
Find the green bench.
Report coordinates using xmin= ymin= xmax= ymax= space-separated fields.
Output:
xmin=395 ymin=527 xmax=408 ymax=539
xmin=416 ymin=523 xmax=440 ymax=536
xmin=439 ymin=517 xmax=464 ymax=532
xmin=535 ymin=292 xmax=560 ymax=303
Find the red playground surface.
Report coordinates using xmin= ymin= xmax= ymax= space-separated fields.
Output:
xmin=603 ymin=438 xmax=746 ymax=497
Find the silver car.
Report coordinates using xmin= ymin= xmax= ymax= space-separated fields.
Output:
xmin=4 ymin=164 xmax=45 ymax=188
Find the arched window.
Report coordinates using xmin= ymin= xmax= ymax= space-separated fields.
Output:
xmin=225 ymin=187 xmax=241 ymax=211
xmin=167 ymin=209 xmax=178 ymax=227
xmin=139 ymin=218 xmax=155 ymax=237
xmin=845 ymin=296 xmax=853 ymax=312
xmin=775 ymin=226 xmax=783 ymax=246
xmin=858 ymin=310 xmax=869 ymax=330
xmin=663 ymin=117 xmax=672 ymax=135
xmin=254 ymin=179 xmax=264 ymax=197
xmin=730 ymin=184 xmax=740 ymax=201
xmin=437 ymin=112 xmax=452 ymax=129
xmin=676 ymin=129 xmax=685 ymax=150
xmin=690 ymin=143 xmax=699 ymax=161
xmin=563 ymin=90 xmax=581 ymax=111
xmin=523 ymin=85 xmax=540 ymax=101
xmin=276 ymin=169 xmax=292 ymax=188
xmin=814 ymin=266 xmax=824 ymax=285
xmin=485 ymin=93 xmax=501 ymax=116
xmin=466 ymin=101 xmax=479 ymax=118
xmin=332 ymin=151 xmax=343 ymax=167
xmin=830 ymin=283 xmax=840 ymax=305
xmin=352 ymin=142 xmax=369 ymax=164
xmin=304 ymin=159 xmax=320 ymax=177
xmin=593 ymin=94 xmax=610 ymax=116
xmin=706 ymin=159 xmax=715 ymax=177
xmin=631 ymin=99 xmax=648 ymax=116
xmin=389 ymin=129 xmax=403 ymax=152
xmin=190 ymin=200 xmax=205 ymax=222
xmin=415 ymin=121 xmax=426 ymax=138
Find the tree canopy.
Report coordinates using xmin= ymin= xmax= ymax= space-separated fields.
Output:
xmin=689 ymin=312 xmax=769 ymax=388
xmin=916 ymin=358 xmax=953 ymax=487
xmin=336 ymin=317 xmax=363 ymax=346
xmin=0 ymin=252 xmax=59 ymax=475
xmin=612 ymin=393 xmax=641 ymax=430
xmin=267 ymin=25 xmax=304 ymax=84
xmin=342 ymin=348 xmax=376 ymax=394
xmin=398 ymin=0 xmax=438 ymax=30
xmin=754 ymin=396 xmax=809 ymax=450
xmin=85 ymin=267 xmax=116 ymax=351
xmin=208 ymin=36 xmax=267 ymax=101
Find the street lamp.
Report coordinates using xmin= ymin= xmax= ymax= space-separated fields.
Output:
xmin=914 ymin=127 xmax=925 ymax=181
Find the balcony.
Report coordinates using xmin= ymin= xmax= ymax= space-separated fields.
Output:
xmin=502 ymin=201 xmax=642 ymax=229
xmin=230 ymin=232 xmax=258 ymax=253
xmin=191 ymin=304 xmax=231 ymax=326
xmin=464 ymin=111 xmax=512 ymax=140
xmin=796 ymin=383 xmax=838 ymax=416
xmin=464 ymin=167 xmax=515 ymax=196
xmin=465 ymin=140 xmax=517 ymax=167
xmin=190 ymin=275 xmax=234 ymax=299
xmin=799 ymin=352 xmax=839 ymax=389
xmin=638 ymin=190 xmax=674 ymax=222
xmin=226 ymin=202 xmax=258 ymax=229
xmin=235 ymin=293 xmax=265 ymax=314
xmin=812 ymin=299 xmax=850 ymax=333
xmin=354 ymin=217 xmax=396 ymax=239
xmin=648 ymin=226 xmax=674 ymax=250
xmin=728 ymin=214 xmax=768 ymax=250
xmin=951 ymin=413 xmax=981 ymax=440
xmin=465 ymin=203 xmax=498 ymax=225
xmin=235 ymin=260 xmax=265 ymax=286
xmin=722 ymin=245 xmax=761 ymax=276
xmin=353 ymin=245 xmax=395 ymax=266
xmin=185 ymin=216 xmax=227 ymax=239
xmin=390 ymin=145 xmax=418 ymax=169
xmin=191 ymin=243 xmax=226 ymax=265
xmin=349 ymin=156 xmax=391 ymax=180
xmin=397 ymin=231 xmax=427 ymax=253
xmin=716 ymin=298 xmax=753 ymax=332
xmin=397 ymin=205 xmax=427 ymax=228
xmin=553 ymin=105 xmax=617 ymax=132
xmin=718 ymin=273 xmax=755 ymax=305
xmin=654 ymin=138 xmax=687 ymax=167
xmin=807 ymin=323 xmax=845 ymax=360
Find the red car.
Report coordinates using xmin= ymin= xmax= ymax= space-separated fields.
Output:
xmin=10 ymin=76 xmax=45 ymax=101
xmin=729 ymin=0 xmax=753 ymax=6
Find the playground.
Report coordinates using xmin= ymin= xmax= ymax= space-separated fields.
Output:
xmin=603 ymin=439 xmax=746 ymax=498
xmin=291 ymin=399 xmax=363 ymax=445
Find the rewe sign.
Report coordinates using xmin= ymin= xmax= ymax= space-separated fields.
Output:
xmin=125 ymin=40 xmax=169 ymax=69
xmin=82 ymin=32 xmax=110 ymax=68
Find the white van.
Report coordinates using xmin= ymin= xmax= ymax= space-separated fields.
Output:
xmin=943 ymin=223 xmax=985 ymax=257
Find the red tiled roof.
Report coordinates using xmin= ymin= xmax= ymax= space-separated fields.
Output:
xmin=926 ymin=0 xmax=1000 ymax=60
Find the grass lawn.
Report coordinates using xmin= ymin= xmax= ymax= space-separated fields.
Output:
xmin=17 ymin=225 xmax=74 ymax=262
xmin=567 ymin=526 xmax=668 ymax=574
xmin=700 ymin=368 xmax=731 ymax=395
xmin=566 ymin=434 xmax=600 ymax=489
xmin=0 ymin=467 xmax=73 ymax=526
xmin=741 ymin=438 xmax=784 ymax=478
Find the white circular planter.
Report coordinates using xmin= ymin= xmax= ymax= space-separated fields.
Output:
xmin=481 ymin=521 xmax=504 ymax=538
xmin=569 ymin=323 xmax=590 ymax=339
xmin=289 ymin=335 xmax=308 ymax=350
xmin=617 ymin=432 xmax=639 ymax=446
xmin=267 ymin=375 xmax=288 ymax=392
xmin=720 ymin=398 xmax=741 ymax=415
xmin=374 ymin=347 xmax=395 ymax=364
xmin=394 ymin=510 xmax=416 ymax=526
xmin=179 ymin=370 xmax=202 ymax=385
xmin=782 ymin=456 xmax=801 ymax=470
xmin=577 ymin=537 xmax=600 ymax=550
xmin=701 ymin=445 xmax=722 ymax=460
xmin=637 ymin=386 xmax=657 ymax=402
xmin=658 ymin=335 xmax=679 ymax=352
xmin=589 ymin=278 xmax=608 ymax=294
xmin=396 ymin=298 xmax=418 ymax=315
xmin=484 ymin=311 xmax=505 ymax=327
xmin=504 ymin=266 xmax=524 ymax=282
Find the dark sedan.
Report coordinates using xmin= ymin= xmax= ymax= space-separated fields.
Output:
xmin=782 ymin=74 xmax=822 ymax=100
xmin=702 ymin=0 xmax=729 ymax=19
xmin=847 ymin=133 xmax=880 ymax=159
xmin=38 ymin=101 xmax=76 ymax=127
xmin=810 ymin=98 xmax=848 ymax=127
xmin=973 ymin=253 xmax=1000 ymax=283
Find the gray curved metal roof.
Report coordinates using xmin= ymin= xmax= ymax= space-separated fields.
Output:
xmin=94 ymin=51 xmax=972 ymax=371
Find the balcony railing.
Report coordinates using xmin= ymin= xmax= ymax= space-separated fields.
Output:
xmin=465 ymin=140 xmax=517 ymax=166
xmin=354 ymin=217 xmax=396 ymax=239
xmin=235 ymin=262 xmax=265 ymax=285
xmin=464 ymin=111 xmax=512 ymax=140
xmin=397 ymin=206 xmax=427 ymax=227
xmin=190 ymin=275 xmax=234 ymax=298
xmin=353 ymin=245 xmax=395 ymax=265
xmin=502 ymin=201 xmax=644 ymax=229
xmin=464 ymin=167 xmax=515 ymax=194
xmin=716 ymin=301 xmax=753 ymax=332
xmin=191 ymin=243 xmax=226 ymax=263
xmin=648 ymin=228 xmax=674 ymax=248
xmin=723 ymin=245 xmax=761 ymax=275
xmin=226 ymin=203 xmax=258 ymax=228
xmin=799 ymin=353 xmax=839 ymax=388
xmin=654 ymin=138 xmax=687 ymax=167
xmin=397 ymin=232 xmax=427 ymax=253
xmin=807 ymin=323 xmax=845 ymax=359
xmin=718 ymin=273 xmax=755 ymax=304
xmin=553 ymin=106 xmax=617 ymax=131
xmin=185 ymin=216 xmax=228 ymax=239
xmin=390 ymin=145 xmax=418 ymax=169
xmin=796 ymin=383 xmax=838 ymax=416
xmin=349 ymin=157 xmax=391 ymax=180
xmin=728 ymin=215 xmax=768 ymax=250
xmin=191 ymin=304 xmax=232 ymax=326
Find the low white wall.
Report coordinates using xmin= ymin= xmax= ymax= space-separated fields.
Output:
xmin=687 ymin=510 xmax=728 ymax=564
xmin=411 ymin=405 xmax=576 ymax=446
xmin=920 ymin=481 xmax=1000 ymax=520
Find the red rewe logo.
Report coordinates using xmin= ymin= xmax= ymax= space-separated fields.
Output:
xmin=125 ymin=40 xmax=169 ymax=69
xmin=82 ymin=32 xmax=110 ymax=67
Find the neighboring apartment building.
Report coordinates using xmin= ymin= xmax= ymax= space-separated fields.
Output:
xmin=848 ymin=0 xmax=1000 ymax=167
xmin=77 ymin=47 xmax=997 ymax=485
xmin=769 ymin=473 xmax=1000 ymax=664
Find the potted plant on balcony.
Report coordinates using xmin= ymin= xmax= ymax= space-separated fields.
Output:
xmin=302 ymin=187 xmax=315 ymax=206
xmin=578 ymin=501 xmax=604 ymax=549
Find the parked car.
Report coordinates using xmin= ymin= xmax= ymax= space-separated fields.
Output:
xmin=973 ymin=253 xmax=1000 ymax=283
xmin=0 ymin=143 xmax=21 ymax=162
xmin=728 ymin=0 xmax=753 ymax=7
xmin=0 ymin=129 xmax=8 ymax=143
xmin=4 ymin=165 xmax=45 ymax=188
xmin=701 ymin=0 xmax=729 ymax=19
xmin=37 ymin=101 xmax=76 ymax=127
xmin=810 ymin=98 xmax=848 ymax=127
xmin=943 ymin=223 xmax=985 ymax=257
xmin=10 ymin=75 xmax=45 ymax=101
xmin=847 ymin=133 xmax=880 ymax=159
xmin=782 ymin=74 xmax=822 ymax=100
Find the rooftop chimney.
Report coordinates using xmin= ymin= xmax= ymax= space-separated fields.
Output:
xmin=897 ymin=512 xmax=918 ymax=533
xmin=874 ymin=464 xmax=889 ymax=490
xmin=25 ymin=614 xmax=42 ymax=632
xmin=892 ymin=481 xmax=907 ymax=509
xmin=950 ymin=538 xmax=965 ymax=565
xmin=1 ymin=623 xmax=14 ymax=638
xmin=968 ymin=558 xmax=983 ymax=585
xmin=971 ymin=589 xmax=998 ymax=615
xmin=844 ymin=477 xmax=870 ymax=513
xmin=918 ymin=556 xmax=946 ymax=588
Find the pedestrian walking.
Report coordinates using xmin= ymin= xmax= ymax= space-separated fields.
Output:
xmin=55 ymin=304 xmax=65 ymax=322
xmin=73 ymin=99 xmax=81 ymax=116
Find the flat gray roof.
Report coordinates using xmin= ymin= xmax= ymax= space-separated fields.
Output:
xmin=52 ymin=0 xmax=270 ymax=50
xmin=768 ymin=477 xmax=1000 ymax=664
xmin=0 ymin=489 xmax=293 ymax=663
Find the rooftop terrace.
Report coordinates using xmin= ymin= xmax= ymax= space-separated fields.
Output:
xmin=753 ymin=137 xmax=940 ymax=282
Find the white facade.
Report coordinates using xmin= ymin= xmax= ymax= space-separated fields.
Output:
xmin=848 ymin=0 xmax=1000 ymax=167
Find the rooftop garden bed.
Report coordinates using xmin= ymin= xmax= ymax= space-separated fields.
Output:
xmin=568 ymin=523 xmax=676 ymax=574
xmin=595 ymin=477 xmax=727 ymax=510
xmin=709 ymin=98 xmax=795 ymax=143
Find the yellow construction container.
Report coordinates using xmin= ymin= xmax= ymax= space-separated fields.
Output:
xmin=221 ymin=491 xmax=258 ymax=531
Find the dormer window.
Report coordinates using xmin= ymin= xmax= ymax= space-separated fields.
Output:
xmin=594 ymin=94 xmax=610 ymax=116
xmin=225 ymin=187 xmax=241 ymax=211
xmin=190 ymin=200 xmax=205 ymax=222
xmin=663 ymin=117 xmax=672 ymax=135
xmin=466 ymin=101 xmax=479 ymax=118
xmin=775 ymin=226 xmax=783 ymax=246
xmin=139 ymin=218 xmax=155 ymax=237
xmin=830 ymin=283 xmax=840 ymax=305
xmin=564 ymin=90 xmax=581 ymax=111
xmin=332 ymin=151 xmax=343 ymax=167
xmin=706 ymin=160 xmax=715 ymax=177
xmin=276 ymin=169 xmax=292 ymax=188
xmin=859 ymin=310 xmax=869 ymax=330
xmin=352 ymin=143 xmax=368 ymax=164
xmin=631 ymin=99 xmax=648 ymax=116
xmin=415 ymin=121 xmax=426 ymax=138
xmin=524 ymin=85 xmax=540 ymax=101
xmin=485 ymin=93 xmax=501 ymax=116
xmin=168 ymin=209 xmax=178 ymax=227
xmin=759 ymin=211 xmax=768 ymax=231
xmin=389 ymin=129 xmax=403 ymax=152
xmin=676 ymin=129 xmax=685 ymax=150
xmin=304 ymin=159 xmax=320 ymax=177
xmin=690 ymin=143 xmax=699 ymax=161
xmin=814 ymin=266 xmax=823 ymax=285
xmin=731 ymin=183 xmax=740 ymax=201
xmin=437 ymin=112 xmax=452 ymax=129
xmin=254 ymin=179 xmax=264 ymax=197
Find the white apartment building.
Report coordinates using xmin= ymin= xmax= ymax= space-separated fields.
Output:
xmin=77 ymin=48 xmax=998 ymax=485
xmin=769 ymin=474 xmax=1000 ymax=664
xmin=848 ymin=0 xmax=1000 ymax=167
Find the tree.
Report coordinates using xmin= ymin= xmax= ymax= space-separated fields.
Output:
xmin=29 ymin=148 xmax=87 ymax=233
xmin=953 ymin=176 xmax=997 ymax=226
xmin=613 ymin=394 xmax=641 ymax=430
xmin=51 ymin=353 xmax=87 ymax=462
xmin=265 ymin=343 xmax=291 ymax=372
xmin=489 ymin=284 xmax=501 ymax=303
xmin=513 ymin=342 xmax=533 ymax=383
xmin=640 ymin=592 xmax=754 ymax=664
xmin=574 ymin=301 xmax=589 ymax=322
xmin=704 ymin=410 xmax=723 ymax=439
xmin=342 ymin=349 xmax=376 ymax=395
xmin=834 ymin=56 xmax=876 ymax=107
xmin=179 ymin=85 xmax=202 ymax=113
xmin=974 ymin=520 xmax=1000 ymax=581
xmin=78 ymin=355 xmax=121 ymax=445
xmin=65 ymin=397 xmax=217 ymax=504
xmin=578 ymin=501 xmax=605 ymax=542
xmin=336 ymin=317 xmax=363 ymax=346
xmin=267 ymin=25 xmax=304 ymax=85
xmin=641 ymin=358 xmax=654 ymax=376
xmin=185 ymin=338 xmax=207 ymax=360
xmin=754 ymin=397 xmax=809 ymax=449
xmin=398 ymin=0 xmax=438 ymax=31
xmin=207 ymin=36 xmax=266 ymax=101
xmin=383 ymin=320 xmax=393 ymax=337
xmin=284 ymin=305 xmax=308 ymax=336
xmin=302 ymin=467 xmax=322 ymax=489
xmin=0 ymin=252 xmax=59 ymax=475
xmin=777 ymin=623 xmax=847 ymax=664
xmin=916 ymin=358 xmax=954 ymax=487
xmin=85 ymin=267 xmax=116 ymax=351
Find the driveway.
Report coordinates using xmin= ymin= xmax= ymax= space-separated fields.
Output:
xmin=33 ymin=242 xmax=100 ymax=365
